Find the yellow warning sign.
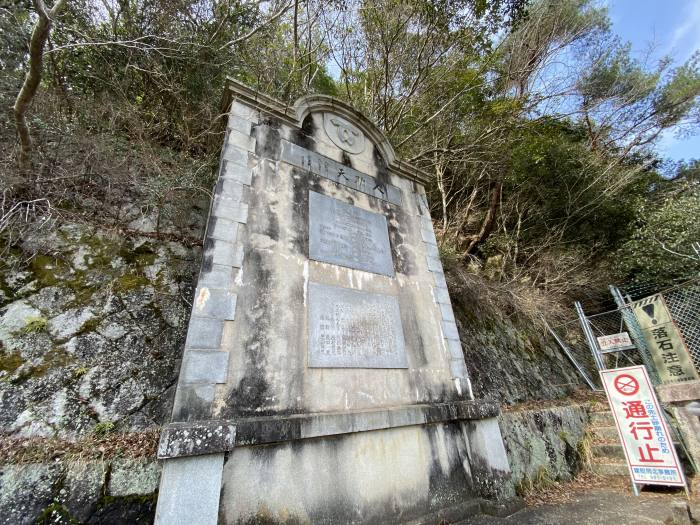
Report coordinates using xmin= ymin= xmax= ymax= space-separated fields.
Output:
xmin=633 ymin=294 xmax=698 ymax=383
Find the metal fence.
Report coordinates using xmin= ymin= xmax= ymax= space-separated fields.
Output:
xmin=574 ymin=279 xmax=700 ymax=386
xmin=583 ymin=307 xmax=648 ymax=371
xmin=547 ymin=278 xmax=700 ymax=389
xmin=658 ymin=282 xmax=700 ymax=373
xmin=547 ymin=315 xmax=607 ymax=390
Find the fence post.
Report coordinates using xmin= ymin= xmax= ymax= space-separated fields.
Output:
xmin=544 ymin=319 xmax=598 ymax=390
xmin=574 ymin=301 xmax=605 ymax=371
xmin=609 ymin=285 xmax=661 ymax=385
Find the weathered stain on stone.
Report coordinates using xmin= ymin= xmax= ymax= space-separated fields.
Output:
xmin=222 ymin=249 xmax=273 ymax=417
xmin=372 ymin=144 xmax=391 ymax=190
xmin=220 ymin=422 xmax=483 ymax=525
xmin=173 ymin=384 xmax=215 ymax=422
xmin=228 ymin=400 xmax=499 ymax=446
xmin=253 ymin=119 xmax=282 ymax=161
xmin=424 ymin=422 xmax=474 ymax=510
xmin=201 ymin=238 xmax=215 ymax=273
xmin=290 ymin=168 xmax=321 ymax=255
xmin=264 ymin=201 xmax=281 ymax=241
xmin=294 ymin=115 xmax=317 ymax=151
xmin=385 ymin=200 xmax=416 ymax=276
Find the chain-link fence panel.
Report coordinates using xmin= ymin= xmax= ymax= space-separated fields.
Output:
xmin=663 ymin=282 xmax=700 ymax=373
xmin=547 ymin=279 xmax=700 ymax=389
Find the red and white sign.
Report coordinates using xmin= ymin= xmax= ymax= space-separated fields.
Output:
xmin=597 ymin=332 xmax=633 ymax=352
xmin=600 ymin=365 xmax=686 ymax=487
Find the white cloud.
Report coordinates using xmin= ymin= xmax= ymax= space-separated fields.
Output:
xmin=668 ymin=1 xmax=700 ymax=58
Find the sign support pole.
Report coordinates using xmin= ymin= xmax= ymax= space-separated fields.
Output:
xmin=609 ymin=285 xmax=661 ymax=384
xmin=631 ymin=481 xmax=640 ymax=497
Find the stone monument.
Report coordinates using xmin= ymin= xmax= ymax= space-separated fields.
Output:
xmin=154 ymin=80 xmax=518 ymax=524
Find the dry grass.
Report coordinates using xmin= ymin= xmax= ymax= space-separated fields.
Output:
xmin=501 ymin=389 xmax=605 ymax=413
xmin=0 ymin=91 xmax=216 ymax=259
xmin=523 ymin=469 xmax=698 ymax=507
xmin=0 ymin=429 xmax=160 ymax=465
xmin=522 ymin=471 xmax=612 ymax=506
xmin=444 ymin=261 xmax=576 ymax=334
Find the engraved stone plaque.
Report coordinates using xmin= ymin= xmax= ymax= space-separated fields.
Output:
xmin=308 ymin=282 xmax=408 ymax=368
xmin=309 ymin=191 xmax=394 ymax=276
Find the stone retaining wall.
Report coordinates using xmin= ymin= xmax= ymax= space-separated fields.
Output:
xmin=0 ymin=458 xmax=160 ymax=524
xmin=499 ymin=404 xmax=591 ymax=493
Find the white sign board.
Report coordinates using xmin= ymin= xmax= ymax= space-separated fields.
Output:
xmin=600 ymin=365 xmax=686 ymax=487
xmin=597 ymin=332 xmax=633 ymax=352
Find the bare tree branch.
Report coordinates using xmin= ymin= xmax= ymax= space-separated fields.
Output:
xmin=219 ymin=1 xmax=294 ymax=50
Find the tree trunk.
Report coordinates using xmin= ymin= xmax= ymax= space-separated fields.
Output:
xmin=13 ymin=0 xmax=67 ymax=170
xmin=463 ymin=181 xmax=503 ymax=256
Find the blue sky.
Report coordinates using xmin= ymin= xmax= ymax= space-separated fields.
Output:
xmin=606 ymin=0 xmax=700 ymax=162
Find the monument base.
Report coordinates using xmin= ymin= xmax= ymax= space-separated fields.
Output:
xmin=219 ymin=418 xmax=513 ymax=524
xmin=155 ymin=83 xmax=521 ymax=524
xmin=156 ymin=402 xmax=519 ymax=524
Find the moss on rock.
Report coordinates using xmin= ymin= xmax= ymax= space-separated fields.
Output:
xmin=0 ymin=350 xmax=24 ymax=374
xmin=113 ymin=274 xmax=150 ymax=294
xmin=30 ymin=255 xmax=72 ymax=288
xmin=21 ymin=316 xmax=48 ymax=334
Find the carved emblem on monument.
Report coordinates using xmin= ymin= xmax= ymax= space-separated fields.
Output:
xmin=323 ymin=113 xmax=366 ymax=154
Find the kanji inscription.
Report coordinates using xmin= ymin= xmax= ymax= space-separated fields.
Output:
xmin=308 ymin=190 xmax=395 ymax=276
xmin=633 ymin=294 xmax=698 ymax=383
xmin=280 ymin=140 xmax=402 ymax=205
xmin=308 ymin=282 xmax=408 ymax=368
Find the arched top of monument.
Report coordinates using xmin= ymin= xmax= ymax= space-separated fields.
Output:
xmin=293 ymin=94 xmax=398 ymax=166
xmin=224 ymin=77 xmax=431 ymax=185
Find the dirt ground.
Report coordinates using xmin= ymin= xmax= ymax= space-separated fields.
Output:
xmin=459 ymin=475 xmax=699 ymax=525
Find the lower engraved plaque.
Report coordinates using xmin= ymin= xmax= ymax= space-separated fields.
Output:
xmin=308 ymin=282 xmax=408 ymax=368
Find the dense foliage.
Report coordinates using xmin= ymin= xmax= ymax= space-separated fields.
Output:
xmin=2 ymin=0 xmax=699 ymax=307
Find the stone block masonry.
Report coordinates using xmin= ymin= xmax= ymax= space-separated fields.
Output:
xmin=499 ymin=404 xmax=591 ymax=492
xmin=171 ymin=100 xmax=258 ymax=424
xmin=155 ymin=80 xmax=521 ymax=524
xmin=155 ymin=100 xmax=260 ymax=524
xmin=0 ymin=458 xmax=161 ymax=524
xmin=415 ymin=190 xmax=472 ymax=398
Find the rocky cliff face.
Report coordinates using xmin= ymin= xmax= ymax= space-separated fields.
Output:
xmin=0 ymin=198 xmax=206 ymax=522
xmin=0 ymin=222 xmax=203 ymax=439
xmin=446 ymin=267 xmax=591 ymax=405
